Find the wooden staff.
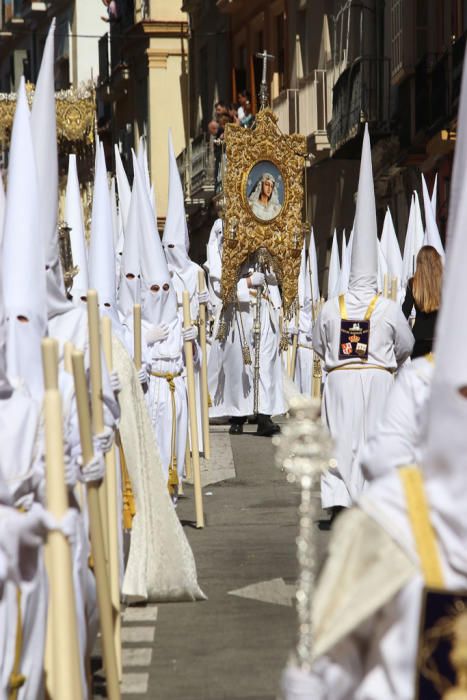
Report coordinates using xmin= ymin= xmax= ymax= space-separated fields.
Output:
xmin=197 ymin=270 xmax=211 ymax=460
xmin=383 ymin=273 xmax=388 ymax=298
xmin=101 ymin=317 xmax=122 ymax=682
xmin=185 ymin=426 xmax=193 ymax=481
xmin=183 ymin=290 xmax=204 ymax=528
xmin=87 ymin=290 xmax=110 ymax=565
xmin=71 ymin=349 xmax=121 ymax=700
xmin=133 ymin=304 xmax=142 ymax=370
xmin=390 ymin=276 xmax=398 ymax=301
xmin=289 ymin=308 xmax=300 ymax=381
xmin=41 ymin=339 xmax=82 ymax=700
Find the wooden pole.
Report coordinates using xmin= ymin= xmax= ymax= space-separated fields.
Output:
xmin=133 ymin=304 xmax=142 ymax=370
xmin=182 ymin=290 xmax=205 ymax=528
xmin=390 ymin=276 xmax=398 ymax=301
xmin=41 ymin=339 xmax=82 ymax=700
xmin=185 ymin=426 xmax=193 ymax=482
xmin=101 ymin=317 xmax=122 ymax=682
xmin=383 ymin=273 xmax=388 ymax=298
xmin=87 ymin=290 xmax=110 ymax=565
xmin=289 ymin=309 xmax=299 ymax=381
xmin=197 ymin=270 xmax=211 ymax=460
xmin=71 ymin=350 xmax=121 ymax=700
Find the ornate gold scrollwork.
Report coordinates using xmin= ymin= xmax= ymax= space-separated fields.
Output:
xmin=221 ymin=108 xmax=306 ymax=317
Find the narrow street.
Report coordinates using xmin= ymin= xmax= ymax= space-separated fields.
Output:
xmin=99 ymin=423 xmax=330 ymax=699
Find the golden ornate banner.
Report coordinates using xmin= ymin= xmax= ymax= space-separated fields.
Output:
xmin=0 ymin=83 xmax=95 ymax=144
xmin=221 ymin=108 xmax=306 ymax=316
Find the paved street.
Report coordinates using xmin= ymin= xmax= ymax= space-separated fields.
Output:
xmin=95 ymin=423 xmax=330 ymax=699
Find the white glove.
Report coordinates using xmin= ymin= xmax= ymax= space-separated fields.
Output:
xmin=59 ymin=508 xmax=80 ymax=550
xmin=182 ymin=325 xmax=198 ymax=342
xmin=78 ymin=451 xmax=105 ymax=483
xmin=2 ymin=504 xmax=58 ymax=582
xmin=287 ymin=325 xmax=299 ymax=337
xmin=94 ymin=426 xmax=114 ymax=455
xmin=198 ymin=290 xmax=210 ymax=305
xmin=145 ymin=323 xmax=169 ymax=345
xmin=110 ymin=370 xmax=122 ymax=394
xmin=249 ymin=271 xmax=265 ymax=288
xmin=137 ymin=367 xmax=148 ymax=385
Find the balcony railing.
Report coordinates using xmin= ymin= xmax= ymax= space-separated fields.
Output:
xmin=298 ymin=69 xmax=332 ymax=152
xmin=328 ymin=57 xmax=390 ymax=153
xmin=273 ymin=89 xmax=299 ymax=134
xmin=176 ymin=134 xmax=216 ymax=202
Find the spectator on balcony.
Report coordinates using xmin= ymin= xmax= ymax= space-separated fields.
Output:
xmin=101 ymin=0 xmax=119 ymax=23
xmin=240 ymin=100 xmax=254 ymax=129
xmin=214 ymin=101 xmax=229 ymax=121
xmin=237 ymin=89 xmax=251 ymax=121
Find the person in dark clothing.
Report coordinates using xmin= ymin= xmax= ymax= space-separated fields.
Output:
xmin=402 ymin=245 xmax=442 ymax=359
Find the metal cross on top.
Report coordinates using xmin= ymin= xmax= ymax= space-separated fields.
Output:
xmin=256 ymin=49 xmax=274 ymax=110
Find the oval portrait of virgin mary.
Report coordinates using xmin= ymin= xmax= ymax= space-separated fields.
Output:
xmin=246 ymin=161 xmax=285 ymax=223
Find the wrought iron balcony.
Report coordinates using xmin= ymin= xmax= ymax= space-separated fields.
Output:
xmin=273 ymin=89 xmax=299 ymax=134
xmin=176 ymin=134 xmax=216 ymax=206
xmin=328 ymin=56 xmax=390 ymax=154
xmin=298 ymin=69 xmax=332 ymax=154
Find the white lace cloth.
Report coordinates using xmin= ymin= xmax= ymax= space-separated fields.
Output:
xmin=113 ymin=337 xmax=205 ymax=602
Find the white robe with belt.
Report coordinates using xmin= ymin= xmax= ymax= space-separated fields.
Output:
xmin=313 ymin=291 xmax=414 ymax=507
xmin=208 ymin=266 xmax=286 ymax=418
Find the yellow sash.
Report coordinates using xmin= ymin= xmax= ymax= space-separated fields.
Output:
xmin=399 ymin=465 xmax=444 ymax=588
xmin=338 ymin=293 xmax=380 ymax=321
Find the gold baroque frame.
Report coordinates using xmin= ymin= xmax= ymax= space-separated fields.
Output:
xmin=221 ymin=108 xmax=306 ymax=317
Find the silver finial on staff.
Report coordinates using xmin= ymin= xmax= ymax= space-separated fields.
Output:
xmin=256 ymin=49 xmax=275 ymax=110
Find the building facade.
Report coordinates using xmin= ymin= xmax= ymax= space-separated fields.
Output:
xmin=97 ymin=0 xmax=189 ymax=221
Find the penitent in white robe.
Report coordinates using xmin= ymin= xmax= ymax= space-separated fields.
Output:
xmin=208 ymin=264 xmax=286 ymax=418
xmin=360 ymin=355 xmax=434 ymax=483
xmin=0 ymin=389 xmax=47 ymax=700
xmin=144 ymin=318 xmax=188 ymax=485
xmin=294 ymin=304 xmax=313 ymax=395
xmin=313 ymin=290 xmax=413 ymax=507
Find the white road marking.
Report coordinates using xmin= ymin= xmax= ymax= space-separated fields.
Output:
xmin=121 ymin=672 xmax=149 ymax=694
xmin=122 ymin=647 xmax=153 ymax=667
xmin=123 ymin=606 xmax=158 ymax=623
xmin=228 ymin=578 xmax=295 ymax=607
xmin=121 ymin=626 xmax=156 ymax=643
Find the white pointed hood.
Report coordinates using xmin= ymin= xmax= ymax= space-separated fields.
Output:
xmin=363 ymin=59 xmax=467 ymax=579
xmin=136 ymin=158 xmax=178 ymax=329
xmin=327 ymin=229 xmax=340 ymax=299
xmin=298 ymin=238 xmax=311 ymax=308
xmin=309 ymin=228 xmax=320 ymax=305
xmin=348 ymin=124 xmax=378 ymax=293
xmin=0 ymin=240 xmax=12 ymax=398
xmin=338 ymin=230 xmax=350 ymax=294
xmin=137 ymin=137 xmax=152 ymax=199
xmin=380 ymin=207 xmax=402 ymax=284
xmin=402 ymin=193 xmax=424 ymax=287
xmin=422 ymin=174 xmax=445 ymax=258
xmin=0 ymin=176 xmax=5 ymax=248
xmin=431 ymin=173 xmax=438 ymax=217
xmin=377 ymin=238 xmax=388 ymax=292
xmin=163 ymin=129 xmax=191 ymax=260
xmin=89 ymin=145 xmax=121 ymax=335
xmin=31 ymin=19 xmax=72 ymax=319
xmin=65 ymin=154 xmax=89 ymax=305
xmin=118 ymin=151 xmax=141 ymax=321
xmin=114 ymin=144 xmax=131 ymax=231
xmin=3 ymin=78 xmax=46 ymax=398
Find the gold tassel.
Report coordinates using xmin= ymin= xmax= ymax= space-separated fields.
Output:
xmin=280 ymin=331 xmax=289 ymax=353
xmin=8 ymin=587 xmax=26 ymax=700
xmin=119 ymin=442 xmax=136 ymax=531
xmin=242 ymin=343 xmax=252 ymax=365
